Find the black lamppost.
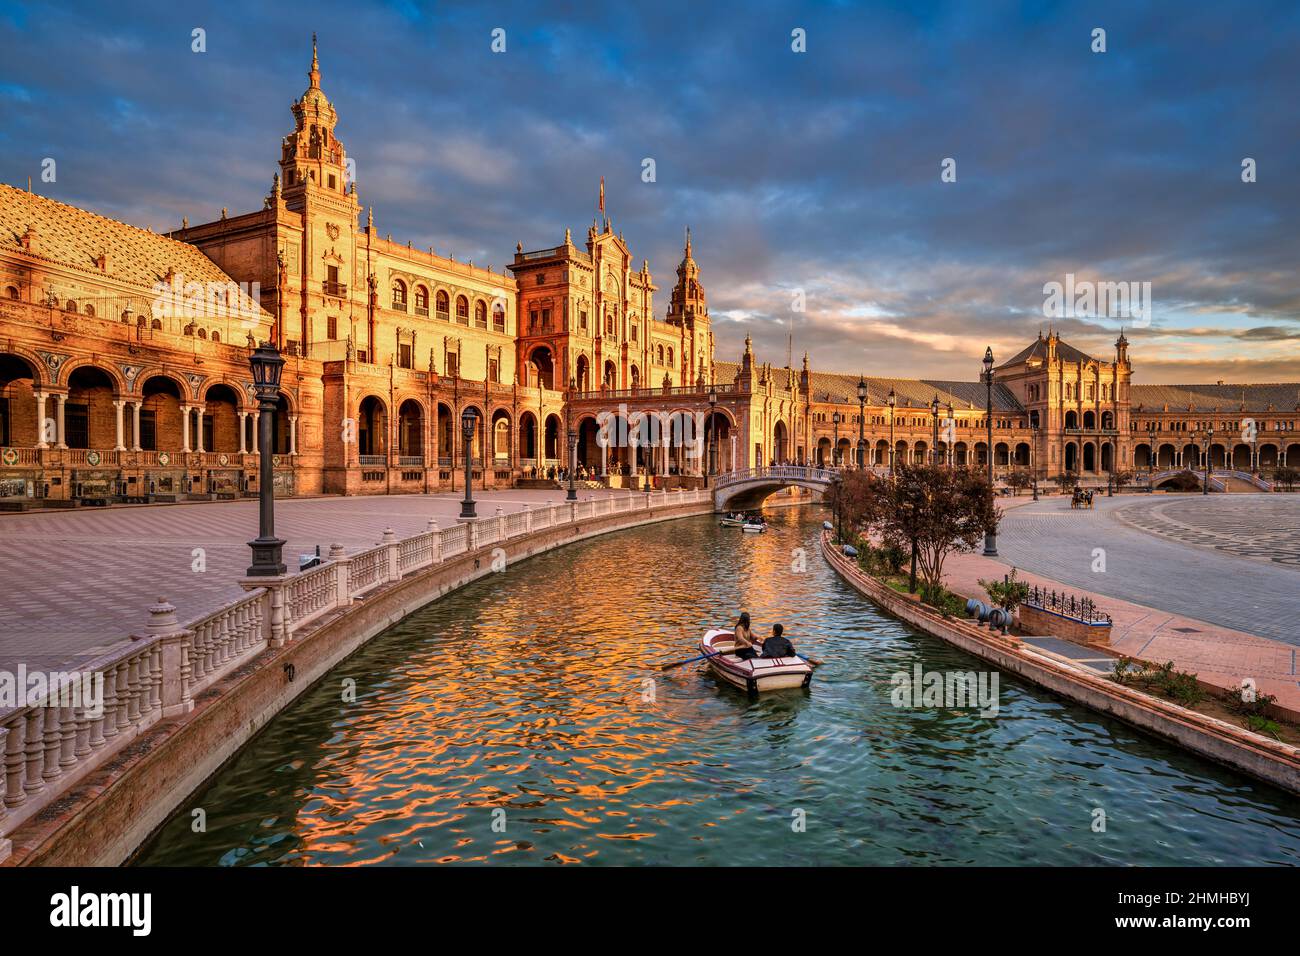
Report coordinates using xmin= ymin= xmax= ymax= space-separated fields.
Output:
xmin=707 ymin=386 xmax=718 ymax=485
xmin=1031 ymin=424 xmax=1039 ymax=500
xmin=1204 ymin=425 xmax=1213 ymax=495
xmin=566 ymin=428 xmax=578 ymax=501
xmin=930 ymin=394 xmax=940 ymax=465
xmin=832 ymin=410 xmax=841 ymax=467
xmin=856 ymin=377 xmax=867 ymax=469
xmin=246 ymin=342 xmax=286 ymax=576
xmin=460 ymin=407 xmax=478 ymax=519
xmin=945 ymin=402 xmax=954 ymax=467
xmin=982 ymin=346 xmax=997 ymax=556
xmin=887 ymin=388 xmax=896 ymax=478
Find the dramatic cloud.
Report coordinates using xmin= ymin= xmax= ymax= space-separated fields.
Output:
xmin=2 ymin=0 xmax=1298 ymax=382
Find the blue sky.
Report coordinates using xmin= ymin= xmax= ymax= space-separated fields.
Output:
xmin=2 ymin=0 xmax=1299 ymax=383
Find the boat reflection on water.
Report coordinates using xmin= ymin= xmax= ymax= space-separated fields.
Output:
xmin=133 ymin=508 xmax=1300 ymax=867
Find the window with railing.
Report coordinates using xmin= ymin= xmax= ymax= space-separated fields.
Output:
xmin=492 ymin=304 xmax=506 ymax=333
xmin=436 ymin=290 xmax=449 ymax=320
xmin=414 ymin=286 xmax=429 ymax=316
xmin=392 ymin=280 xmax=408 ymax=311
xmin=456 ymin=295 xmax=469 ymax=324
xmin=475 ymin=300 xmax=487 ymax=328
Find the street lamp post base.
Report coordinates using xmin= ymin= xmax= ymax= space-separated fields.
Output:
xmin=246 ymin=536 xmax=286 ymax=577
xmin=566 ymin=488 xmax=578 ymax=501
xmin=982 ymin=532 xmax=998 ymax=557
xmin=459 ymin=499 xmax=477 ymax=519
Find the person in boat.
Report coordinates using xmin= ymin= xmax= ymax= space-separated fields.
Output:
xmin=731 ymin=612 xmax=758 ymax=660
xmin=761 ymin=623 xmax=796 ymax=659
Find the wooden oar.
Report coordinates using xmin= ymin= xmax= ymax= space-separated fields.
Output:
xmin=659 ymin=649 xmax=725 ymax=671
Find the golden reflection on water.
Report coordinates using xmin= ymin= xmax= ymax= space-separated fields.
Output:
xmin=134 ymin=510 xmax=1300 ymax=867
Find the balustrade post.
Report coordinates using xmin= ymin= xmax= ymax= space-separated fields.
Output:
xmin=240 ymin=574 xmax=287 ymax=647
xmin=496 ymin=507 xmax=506 ymax=540
xmin=522 ymin=504 xmax=531 ymax=533
xmin=144 ymin=597 xmax=196 ymax=718
xmin=382 ymin=528 xmax=400 ymax=581
xmin=466 ymin=519 xmax=476 ymax=552
xmin=328 ymin=544 xmax=352 ymax=608
xmin=426 ymin=524 xmax=441 ymax=565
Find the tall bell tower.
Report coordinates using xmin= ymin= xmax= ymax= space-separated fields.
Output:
xmin=279 ymin=34 xmax=353 ymax=208
xmin=666 ymin=227 xmax=714 ymax=386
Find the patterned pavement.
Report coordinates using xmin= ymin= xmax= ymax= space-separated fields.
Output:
xmin=987 ymin=494 xmax=1299 ymax=647
xmin=0 ymin=488 xmax=644 ymax=674
xmin=1115 ymin=496 xmax=1300 ymax=567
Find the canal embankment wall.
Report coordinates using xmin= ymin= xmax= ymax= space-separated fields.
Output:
xmin=4 ymin=492 xmax=714 ymax=866
xmin=820 ymin=533 xmax=1300 ymax=797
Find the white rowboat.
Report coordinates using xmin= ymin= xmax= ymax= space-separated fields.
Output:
xmin=699 ymin=628 xmax=814 ymax=694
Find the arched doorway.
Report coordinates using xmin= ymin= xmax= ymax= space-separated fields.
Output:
xmin=491 ymin=409 xmax=511 ymax=463
xmin=603 ymin=360 xmax=617 ymax=390
xmin=1082 ymin=442 xmax=1096 ymax=472
xmin=358 ymin=396 xmax=387 ymax=459
xmin=575 ymin=355 xmax=590 ymax=392
xmin=398 ymin=399 xmax=424 ymax=462
xmin=0 ymin=353 xmax=40 ymax=447
xmin=529 ymin=347 xmax=555 ymax=390
xmin=518 ymin=411 xmax=538 ymax=464
xmin=773 ymin=420 xmax=789 ymax=464
xmin=543 ymin=413 xmax=562 ymax=462
xmin=203 ymin=383 xmax=241 ymax=454
xmin=66 ymin=365 xmax=117 ymax=449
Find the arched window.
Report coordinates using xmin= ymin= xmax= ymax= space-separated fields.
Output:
xmin=657 ymin=345 xmax=664 ymax=364
xmin=391 ymin=279 xmax=407 ymax=310
xmin=4 ymin=286 xmax=17 ymax=299
xmin=414 ymin=286 xmax=429 ymax=314
xmin=197 ymin=328 xmax=208 ymax=339
xmin=474 ymin=300 xmax=487 ymax=328
xmin=151 ymin=318 xmax=162 ymax=330
xmin=84 ymin=303 xmax=95 ymax=317
xmin=492 ymin=302 xmax=506 ymax=332
xmin=456 ymin=295 xmax=469 ymax=323
xmin=667 ymin=347 xmax=674 ymax=367
xmin=65 ymin=300 xmax=77 ymax=313
xmin=436 ymin=290 xmax=449 ymax=318
xmin=211 ymin=331 xmax=220 ymax=343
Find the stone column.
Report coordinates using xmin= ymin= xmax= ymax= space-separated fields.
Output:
xmin=237 ymin=411 xmax=248 ymax=454
xmin=289 ymin=415 xmax=298 ymax=456
xmin=131 ymin=402 xmax=142 ymax=451
xmin=33 ymin=391 xmax=48 ymax=448
xmin=195 ymin=406 xmax=205 ymax=454
xmin=181 ymin=406 xmax=192 ymax=453
xmin=250 ymin=411 xmax=259 ymax=454
xmin=55 ymin=394 xmax=67 ymax=449
xmin=147 ymin=597 xmax=195 ymax=718
xmin=113 ymin=400 xmax=126 ymax=451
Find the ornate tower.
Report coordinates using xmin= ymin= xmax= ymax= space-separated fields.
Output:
xmin=279 ymin=35 xmax=353 ymax=206
xmin=666 ymin=227 xmax=713 ymax=385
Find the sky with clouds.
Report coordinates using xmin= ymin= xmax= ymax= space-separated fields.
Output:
xmin=2 ymin=0 xmax=1298 ymax=384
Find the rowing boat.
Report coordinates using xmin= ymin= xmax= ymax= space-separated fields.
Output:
xmin=741 ymin=521 xmax=766 ymax=533
xmin=718 ymin=515 xmax=746 ymax=527
xmin=699 ymin=628 xmax=814 ymax=694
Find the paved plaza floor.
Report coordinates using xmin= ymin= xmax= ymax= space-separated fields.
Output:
xmin=944 ymin=492 xmax=1300 ymax=709
xmin=0 ymin=488 xmax=643 ymax=674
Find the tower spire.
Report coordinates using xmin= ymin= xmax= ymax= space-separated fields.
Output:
xmin=309 ymin=33 xmax=320 ymax=89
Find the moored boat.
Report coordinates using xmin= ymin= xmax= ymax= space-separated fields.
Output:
xmin=719 ymin=514 xmax=746 ymax=527
xmin=699 ymin=628 xmax=813 ymax=694
xmin=741 ymin=520 xmax=767 ymax=533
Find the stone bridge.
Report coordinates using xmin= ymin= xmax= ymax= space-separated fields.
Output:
xmin=713 ymin=465 xmax=840 ymax=510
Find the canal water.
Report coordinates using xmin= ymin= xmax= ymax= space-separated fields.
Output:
xmin=134 ymin=508 xmax=1300 ymax=866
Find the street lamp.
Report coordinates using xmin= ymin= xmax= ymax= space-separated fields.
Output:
xmin=832 ymin=410 xmax=841 ymax=467
xmin=887 ymin=388 xmax=896 ymax=478
xmin=945 ymin=402 xmax=954 ymax=467
xmin=246 ymin=342 xmax=286 ymax=576
xmin=707 ymin=386 xmax=718 ymax=485
xmin=856 ymin=377 xmax=867 ymax=469
xmin=1204 ymin=425 xmax=1213 ymax=495
xmin=566 ymin=428 xmax=578 ymax=501
xmin=930 ymin=394 xmax=940 ymax=466
xmin=459 ymin=407 xmax=478 ymax=519
xmin=1031 ymin=424 xmax=1039 ymax=500
xmin=982 ymin=346 xmax=997 ymax=556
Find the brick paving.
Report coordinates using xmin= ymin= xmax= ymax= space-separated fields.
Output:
xmin=944 ymin=493 xmax=1300 ymax=709
xmin=0 ymin=488 xmax=644 ymax=674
